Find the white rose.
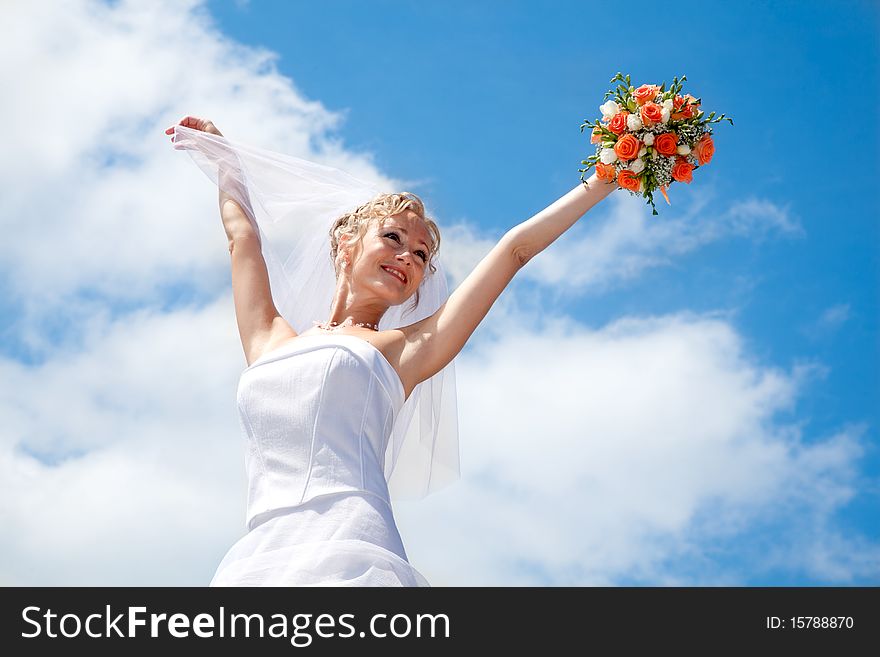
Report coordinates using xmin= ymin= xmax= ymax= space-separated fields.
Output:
xmin=638 ymin=146 xmax=647 ymax=157
xmin=630 ymin=158 xmax=645 ymax=174
xmin=643 ymin=133 xmax=655 ymax=146
xmin=599 ymin=148 xmax=618 ymax=164
xmin=676 ymin=144 xmax=691 ymax=155
xmin=600 ymin=100 xmax=620 ymax=120
xmin=626 ymin=114 xmax=643 ymax=131
xmin=661 ymin=107 xmax=670 ymax=124
xmin=662 ymin=98 xmax=674 ymax=111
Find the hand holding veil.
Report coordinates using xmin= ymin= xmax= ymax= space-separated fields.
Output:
xmin=170 ymin=123 xmax=460 ymax=500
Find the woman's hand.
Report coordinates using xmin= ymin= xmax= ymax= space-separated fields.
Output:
xmin=164 ymin=115 xmax=223 ymax=148
xmin=165 ymin=115 xmax=251 ymax=238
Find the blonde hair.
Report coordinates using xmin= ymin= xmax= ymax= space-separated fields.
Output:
xmin=329 ymin=192 xmax=441 ymax=312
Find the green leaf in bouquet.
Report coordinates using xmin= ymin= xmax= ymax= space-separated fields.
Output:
xmin=644 ymin=190 xmax=659 ymax=215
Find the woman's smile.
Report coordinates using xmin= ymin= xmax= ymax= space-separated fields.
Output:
xmin=381 ymin=264 xmax=408 ymax=284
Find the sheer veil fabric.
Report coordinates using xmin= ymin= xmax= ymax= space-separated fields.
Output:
xmin=172 ymin=125 xmax=460 ymax=500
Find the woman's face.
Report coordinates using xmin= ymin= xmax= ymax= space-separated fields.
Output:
xmin=343 ymin=210 xmax=433 ymax=305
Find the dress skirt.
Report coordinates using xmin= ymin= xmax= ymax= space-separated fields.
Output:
xmin=210 ymin=491 xmax=430 ymax=587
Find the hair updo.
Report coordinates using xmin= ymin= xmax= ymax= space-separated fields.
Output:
xmin=329 ymin=192 xmax=441 ymax=313
xmin=329 ymin=192 xmax=440 ymax=273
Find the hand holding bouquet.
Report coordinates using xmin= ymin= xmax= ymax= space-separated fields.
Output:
xmin=579 ymin=73 xmax=733 ymax=214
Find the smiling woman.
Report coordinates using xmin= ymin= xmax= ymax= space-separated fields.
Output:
xmin=167 ymin=114 xmax=616 ymax=587
xmin=327 ymin=192 xmax=442 ymax=315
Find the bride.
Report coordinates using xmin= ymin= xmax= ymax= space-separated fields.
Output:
xmin=165 ymin=115 xmax=617 ymax=586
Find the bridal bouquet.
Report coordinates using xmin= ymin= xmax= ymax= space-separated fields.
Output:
xmin=579 ymin=73 xmax=733 ymax=214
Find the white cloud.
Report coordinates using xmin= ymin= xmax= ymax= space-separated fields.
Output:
xmin=0 ymin=295 xmax=247 ymax=585
xmin=0 ymin=0 xmax=401 ymax=584
xmin=0 ymin=0 xmax=399 ymax=329
xmin=396 ymin=314 xmax=877 ymax=585
xmin=1 ymin=0 xmax=874 ymax=587
xmin=800 ymin=303 xmax=852 ymax=341
xmin=519 ymin=189 xmax=804 ymax=294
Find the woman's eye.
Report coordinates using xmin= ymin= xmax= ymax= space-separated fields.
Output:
xmin=385 ymin=232 xmax=425 ymax=261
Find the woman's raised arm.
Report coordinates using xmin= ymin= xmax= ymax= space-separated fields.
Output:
xmin=166 ymin=116 xmax=296 ymax=365
xmin=505 ymin=175 xmax=617 ymax=266
xmin=399 ymin=175 xmax=616 ymax=385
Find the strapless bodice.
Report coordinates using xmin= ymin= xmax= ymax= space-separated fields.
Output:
xmin=237 ymin=333 xmax=404 ymax=530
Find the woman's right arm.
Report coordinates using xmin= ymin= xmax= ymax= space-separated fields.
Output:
xmin=224 ymin=206 xmax=297 ymax=366
xmin=166 ymin=116 xmax=297 ymax=364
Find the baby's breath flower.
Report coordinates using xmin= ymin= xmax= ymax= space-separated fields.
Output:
xmin=676 ymin=123 xmax=702 ymax=145
xmin=648 ymin=155 xmax=675 ymax=188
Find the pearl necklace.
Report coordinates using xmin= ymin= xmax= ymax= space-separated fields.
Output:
xmin=315 ymin=319 xmax=379 ymax=332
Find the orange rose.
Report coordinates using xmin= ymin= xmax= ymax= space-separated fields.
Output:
xmin=671 ymin=95 xmax=695 ymax=120
xmin=633 ymin=84 xmax=660 ymax=105
xmin=617 ymin=169 xmax=642 ymax=193
xmin=608 ymin=111 xmax=629 ymax=136
xmin=671 ymin=158 xmax=694 ymax=183
xmin=654 ymin=132 xmax=679 ymax=156
xmin=640 ymin=102 xmax=663 ymax=126
xmin=613 ymin=133 xmax=641 ymax=161
xmin=693 ymin=133 xmax=715 ymax=165
xmin=595 ymin=162 xmax=617 ymax=183
xmin=590 ymin=127 xmax=603 ymax=144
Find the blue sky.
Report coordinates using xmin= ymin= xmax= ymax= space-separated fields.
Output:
xmin=1 ymin=0 xmax=877 ymax=585
xmin=204 ymin=0 xmax=879 ymax=579
xmin=207 ymin=0 xmax=879 ymax=422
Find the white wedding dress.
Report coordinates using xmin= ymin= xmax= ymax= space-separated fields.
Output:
xmin=210 ymin=333 xmax=430 ymax=587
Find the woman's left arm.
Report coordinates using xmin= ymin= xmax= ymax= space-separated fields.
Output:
xmin=400 ymin=174 xmax=616 ymax=385
xmin=506 ymin=175 xmax=617 ymax=266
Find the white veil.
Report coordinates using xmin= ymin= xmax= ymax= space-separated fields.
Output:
xmin=171 ymin=125 xmax=460 ymax=500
